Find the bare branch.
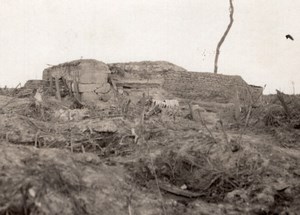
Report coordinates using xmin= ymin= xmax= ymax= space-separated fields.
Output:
xmin=214 ymin=0 xmax=234 ymax=74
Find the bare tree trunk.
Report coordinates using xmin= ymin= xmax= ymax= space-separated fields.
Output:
xmin=213 ymin=0 xmax=234 ymax=74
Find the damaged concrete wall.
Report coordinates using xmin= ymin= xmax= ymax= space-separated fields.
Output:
xmin=41 ymin=59 xmax=258 ymax=104
xmin=109 ymin=61 xmax=186 ymax=89
xmin=109 ymin=61 xmax=252 ymax=103
xmin=162 ymin=71 xmax=250 ymax=103
xmin=43 ymin=59 xmax=112 ymax=103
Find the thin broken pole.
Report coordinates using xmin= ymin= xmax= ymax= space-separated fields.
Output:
xmin=218 ymin=119 xmax=229 ymax=145
xmin=55 ymin=77 xmax=61 ymax=101
xmin=11 ymin=83 xmax=21 ymax=96
xmin=276 ymin=90 xmax=291 ymax=119
xmin=138 ymin=93 xmax=146 ymax=144
xmin=67 ymin=81 xmax=73 ymax=96
xmin=188 ymin=103 xmax=198 ymax=121
xmin=73 ymin=81 xmax=81 ymax=102
xmin=34 ymin=130 xmax=40 ymax=148
xmin=49 ymin=76 xmax=53 ymax=94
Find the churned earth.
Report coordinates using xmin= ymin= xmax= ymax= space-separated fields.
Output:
xmin=0 ymin=90 xmax=299 ymax=215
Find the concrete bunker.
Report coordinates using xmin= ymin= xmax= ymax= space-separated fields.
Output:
xmin=42 ymin=59 xmax=112 ymax=103
xmin=40 ymin=59 xmax=261 ymax=106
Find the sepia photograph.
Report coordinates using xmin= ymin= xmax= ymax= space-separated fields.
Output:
xmin=0 ymin=0 xmax=299 ymax=214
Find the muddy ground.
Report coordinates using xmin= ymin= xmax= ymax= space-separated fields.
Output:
xmin=0 ymin=90 xmax=299 ymax=215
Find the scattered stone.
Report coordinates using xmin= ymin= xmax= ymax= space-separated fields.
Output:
xmin=253 ymin=186 xmax=275 ymax=206
xmin=54 ymin=108 xmax=90 ymax=122
xmin=76 ymin=119 xmax=118 ymax=133
xmin=284 ymin=187 xmax=292 ymax=196
xmin=181 ymin=184 xmax=187 ymax=190
xmin=256 ymin=193 xmax=275 ymax=206
xmin=225 ymin=189 xmax=248 ymax=203
xmin=229 ymin=139 xmax=240 ymax=152
xmin=100 ymin=94 xmax=111 ymax=102
xmin=192 ymin=104 xmax=206 ymax=113
xmin=293 ymin=169 xmax=300 ymax=176
xmin=273 ymin=180 xmax=290 ymax=191
xmin=28 ymin=188 xmax=36 ymax=198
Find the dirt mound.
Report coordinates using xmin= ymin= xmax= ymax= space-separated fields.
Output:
xmin=0 ymin=142 xmax=170 ymax=215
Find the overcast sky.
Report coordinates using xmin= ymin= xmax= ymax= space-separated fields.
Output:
xmin=0 ymin=0 xmax=299 ymax=94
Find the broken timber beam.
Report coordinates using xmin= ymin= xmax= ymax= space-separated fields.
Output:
xmin=73 ymin=81 xmax=81 ymax=102
xmin=55 ymin=77 xmax=61 ymax=101
xmin=49 ymin=76 xmax=53 ymax=94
